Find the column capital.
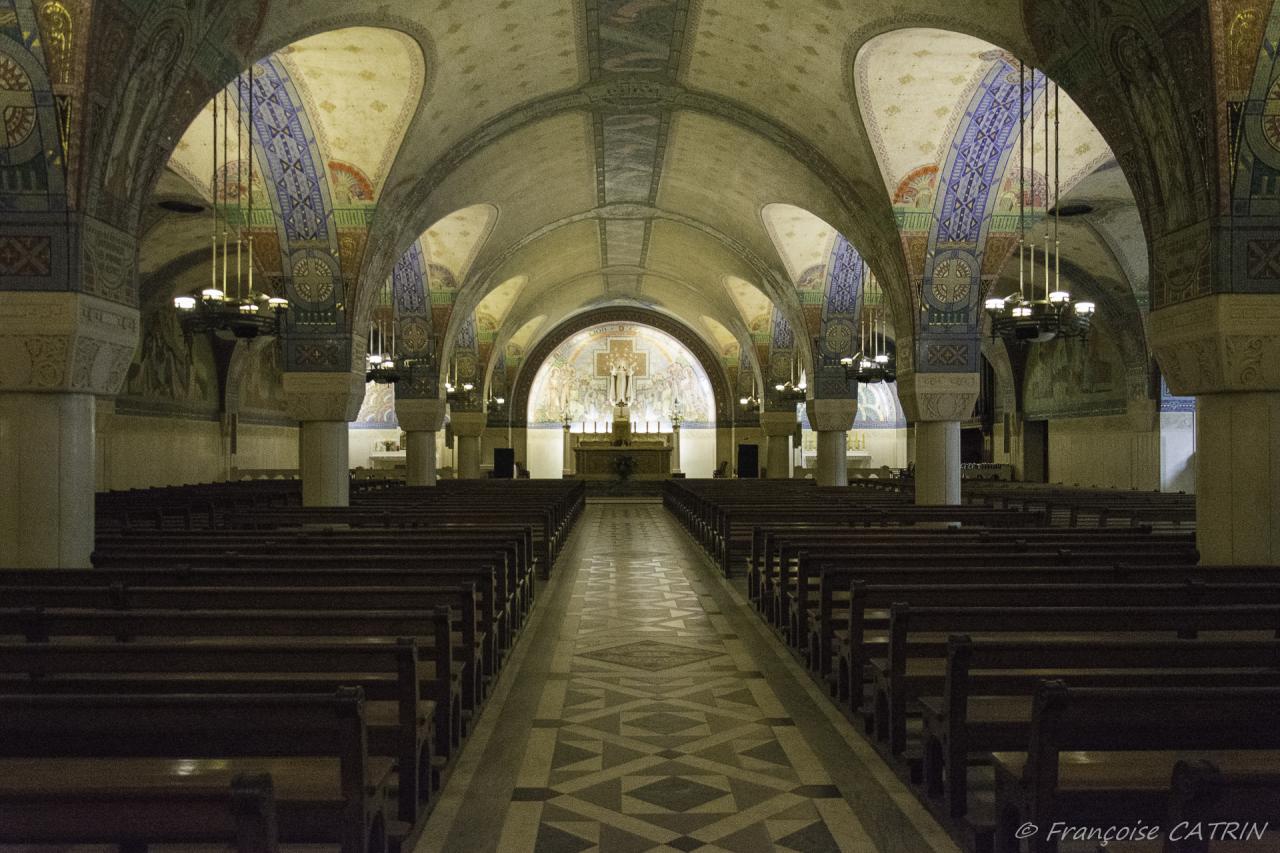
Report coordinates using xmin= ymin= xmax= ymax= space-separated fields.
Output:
xmin=759 ymin=410 xmax=798 ymax=436
xmin=897 ymin=370 xmax=980 ymax=423
xmin=450 ymin=410 xmax=487 ymax=437
xmin=805 ymin=397 xmax=856 ymax=433
xmin=282 ymin=370 xmax=365 ymax=422
xmin=397 ymin=397 xmax=447 ymax=432
xmin=1149 ymin=294 xmax=1280 ymax=395
xmin=0 ymin=291 xmax=138 ymax=396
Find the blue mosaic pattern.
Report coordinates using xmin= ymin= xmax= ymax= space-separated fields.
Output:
xmin=824 ymin=237 xmax=863 ymax=316
xmin=1160 ymin=377 xmax=1196 ymax=413
xmin=0 ymin=0 xmax=67 ymax=212
xmin=770 ymin=308 xmax=795 ymax=349
xmin=242 ymin=60 xmax=337 ymax=250
xmin=393 ymin=242 xmax=427 ymax=314
xmin=456 ymin=316 xmax=477 ymax=351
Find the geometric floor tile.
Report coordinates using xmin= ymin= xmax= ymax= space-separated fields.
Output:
xmin=577 ymin=639 xmax=722 ymax=671
xmin=458 ymin=504 xmax=942 ymax=853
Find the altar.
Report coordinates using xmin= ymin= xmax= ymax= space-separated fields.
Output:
xmin=574 ymin=442 xmax=672 ymax=480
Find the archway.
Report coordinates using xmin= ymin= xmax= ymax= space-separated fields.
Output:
xmin=510 ymin=309 xmax=735 ymax=479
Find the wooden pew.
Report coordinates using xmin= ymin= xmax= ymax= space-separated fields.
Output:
xmin=0 ymin=565 xmax=508 ymax=677
xmin=0 ymin=583 xmax=485 ymax=715
xmin=0 ymin=606 xmax=462 ymax=764
xmin=0 ymin=638 xmax=433 ymax=825
xmin=877 ymin=604 xmax=1280 ymax=756
xmin=820 ymin=567 xmax=1271 ymax=704
xmin=919 ymin=636 xmax=1280 ymax=820
xmin=0 ymin=690 xmax=391 ymax=853
xmin=991 ymin=683 xmax=1280 ymax=853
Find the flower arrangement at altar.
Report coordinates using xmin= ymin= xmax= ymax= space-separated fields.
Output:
xmin=612 ymin=453 xmax=637 ymax=481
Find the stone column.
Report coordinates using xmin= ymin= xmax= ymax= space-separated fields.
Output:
xmin=397 ymin=398 xmax=447 ymax=487
xmin=760 ymin=410 xmax=797 ymax=479
xmin=671 ymin=423 xmax=682 ymax=474
xmin=562 ymin=423 xmax=574 ymax=476
xmin=283 ymin=371 xmax=365 ymax=507
xmin=899 ymin=372 xmax=980 ymax=506
xmin=1151 ymin=295 xmax=1280 ymax=564
xmin=451 ymin=411 xmax=487 ymax=479
xmin=0 ymin=292 xmax=137 ymax=568
xmin=806 ymin=399 xmax=857 ymax=487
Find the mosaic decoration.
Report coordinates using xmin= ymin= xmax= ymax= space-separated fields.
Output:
xmin=527 ymin=322 xmax=714 ymax=428
xmin=1230 ymin=3 xmax=1280 ymax=295
xmin=354 ymin=380 xmax=397 ymax=428
xmin=917 ymin=57 xmax=1044 ymax=368
xmin=0 ymin=0 xmax=66 ymax=213
xmin=1159 ymin=376 xmax=1196 ymax=413
xmin=236 ymin=57 xmax=345 ymax=365
xmin=799 ymin=380 xmax=906 ymax=430
xmin=589 ymin=0 xmax=682 ymax=79
xmin=1023 ymin=331 xmax=1126 ymax=419
xmin=512 ymin=308 xmax=732 ymax=429
xmin=586 ymin=1 xmax=685 ymax=285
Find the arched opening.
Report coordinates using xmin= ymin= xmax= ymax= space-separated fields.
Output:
xmin=524 ymin=321 xmax=718 ymax=479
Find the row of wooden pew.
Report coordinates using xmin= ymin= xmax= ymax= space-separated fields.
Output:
xmin=665 ymin=479 xmax=1280 ymax=853
xmin=1 ymin=479 xmax=585 ymax=853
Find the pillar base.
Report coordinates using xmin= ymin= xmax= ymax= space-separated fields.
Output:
xmin=405 ymin=430 xmax=439 ymax=486
xmin=806 ymin=399 xmax=857 ymax=488
xmin=451 ymin=411 xmax=487 ymax=480
xmin=915 ymin=420 xmax=961 ymax=505
xmin=0 ymin=392 xmax=96 ymax=567
xmin=815 ymin=431 xmax=848 ymax=487
xmin=1196 ymin=391 xmax=1280 ymax=564
xmin=299 ymin=421 xmax=350 ymax=507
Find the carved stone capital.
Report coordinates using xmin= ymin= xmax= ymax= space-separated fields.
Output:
xmin=897 ymin=371 xmax=981 ymax=423
xmin=1149 ymin=294 xmax=1280 ymax=394
xmin=449 ymin=410 xmax=488 ymax=437
xmin=282 ymin=370 xmax=366 ymax=422
xmin=0 ymin=292 xmax=138 ymax=395
xmin=805 ymin=397 xmax=857 ymax=433
xmin=759 ymin=410 xmax=798 ymax=437
xmin=397 ymin=397 xmax=447 ymax=432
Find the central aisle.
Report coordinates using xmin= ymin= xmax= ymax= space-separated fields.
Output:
xmin=420 ymin=503 xmax=959 ymax=853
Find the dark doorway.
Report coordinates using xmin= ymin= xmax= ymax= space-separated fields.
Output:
xmin=1023 ymin=419 xmax=1049 ymax=483
xmin=737 ymin=444 xmax=760 ymax=479
xmin=960 ymin=427 xmax=985 ymax=464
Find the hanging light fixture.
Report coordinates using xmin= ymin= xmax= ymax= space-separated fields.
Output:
xmin=840 ymin=264 xmax=896 ymax=383
xmin=444 ymin=358 xmax=475 ymax=403
xmin=176 ymin=67 xmax=288 ymax=339
xmin=985 ymin=64 xmax=1093 ymax=344
xmin=739 ymin=373 xmax=761 ymax=413
xmin=365 ymin=278 xmax=402 ymax=384
xmin=773 ymin=351 xmax=807 ymax=403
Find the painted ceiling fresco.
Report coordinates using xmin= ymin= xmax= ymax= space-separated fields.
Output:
xmin=114 ymin=0 xmax=1216 ymax=420
xmin=168 ymin=28 xmax=422 ymax=207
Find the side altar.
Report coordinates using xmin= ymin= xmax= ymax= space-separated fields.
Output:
xmin=572 ymin=403 xmax=673 ymax=480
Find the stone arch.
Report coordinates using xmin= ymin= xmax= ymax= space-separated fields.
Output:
xmin=509 ymin=307 xmax=734 ymax=429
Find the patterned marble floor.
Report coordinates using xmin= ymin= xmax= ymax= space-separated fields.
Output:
xmin=419 ymin=503 xmax=959 ymax=853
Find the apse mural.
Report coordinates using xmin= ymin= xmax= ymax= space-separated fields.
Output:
xmin=527 ymin=323 xmax=714 ymax=428
xmin=354 ymin=381 xmax=397 ymax=428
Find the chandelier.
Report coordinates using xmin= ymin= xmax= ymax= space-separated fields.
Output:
xmin=444 ymin=357 xmax=475 ymax=403
xmin=739 ymin=374 xmax=761 ymax=413
xmin=365 ymin=280 xmax=402 ymax=384
xmin=772 ymin=353 xmax=807 ymax=403
xmin=175 ymin=67 xmax=289 ymax=339
xmin=840 ymin=265 xmax=895 ymax=383
xmin=985 ymin=63 xmax=1094 ymax=344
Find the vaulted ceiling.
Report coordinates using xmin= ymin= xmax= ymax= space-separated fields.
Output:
xmin=139 ymin=0 xmax=1153 ymax=393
